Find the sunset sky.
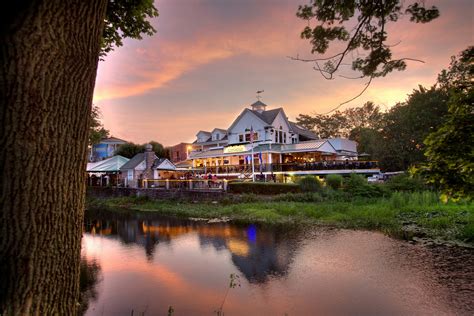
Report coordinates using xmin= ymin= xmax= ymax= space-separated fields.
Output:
xmin=94 ymin=0 xmax=473 ymax=146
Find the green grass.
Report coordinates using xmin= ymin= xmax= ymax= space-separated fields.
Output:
xmin=86 ymin=191 xmax=474 ymax=244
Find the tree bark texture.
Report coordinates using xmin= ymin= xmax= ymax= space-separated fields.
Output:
xmin=0 ymin=0 xmax=107 ymax=314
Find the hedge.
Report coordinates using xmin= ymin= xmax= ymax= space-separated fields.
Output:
xmin=228 ymin=182 xmax=300 ymax=195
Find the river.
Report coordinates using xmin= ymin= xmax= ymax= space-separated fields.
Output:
xmin=81 ymin=210 xmax=473 ymax=315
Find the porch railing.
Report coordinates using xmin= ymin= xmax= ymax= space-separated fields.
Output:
xmin=197 ymin=160 xmax=378 ymax=174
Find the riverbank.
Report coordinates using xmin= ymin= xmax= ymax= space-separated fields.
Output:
xmin=86 ymin=191 xmax=474 ymax=245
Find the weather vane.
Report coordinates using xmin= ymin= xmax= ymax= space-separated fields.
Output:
xmin=256 ymin=90 xmax=264 ymax=101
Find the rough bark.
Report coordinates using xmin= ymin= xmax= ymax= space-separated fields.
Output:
xmin=0 ymin=0 xmax=107 ymax=314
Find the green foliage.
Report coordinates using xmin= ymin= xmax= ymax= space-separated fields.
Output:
xmin=92 ymin=192 xmax=474 ymax=244
xmin=149 ymin=141 xmax=168 ymax=158
xmin=275 ymin=192 xmax=324 ymax=203
xmin=344 ymin=174 xmax=390 ymax=198
xmin=228 ymin=182 xmax=300 ymax=195
xmin=296 ymin=1 xmax=439 ymax=79
xmin=115 ymin=140 xmax=168 ymax=159
xmin=296 ymin=101 xmax=383 ymax=138
xmin=326 ymin=174 xmax=343 ymax=190
xmin=89 ymin=105 xmax=110 ymax=146
xmin=115 ymin=142 xmax=145 ymax=158
xmin=418 ymin=47 xmax=474 ymax=200
xmin=344 ymin=173 xmax=367 ymax=191
xmin=379 ymin=86 xmax=449 ymax=171
xmin=101 ymin=0 xmax=159 ymax=56
xmin=298 ymin=176 xmax=322 ymax=192
xmin=386 ymin=174 xmax=427 ymax=192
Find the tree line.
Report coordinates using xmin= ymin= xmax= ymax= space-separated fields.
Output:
xmin=296 ymin=46 xmax=473 ymax=200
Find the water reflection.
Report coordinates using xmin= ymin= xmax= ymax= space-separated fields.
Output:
xmin=84 ymin=212 xmax=298 ymax=283
xmin=82 ymin=210 xmax=472 ymax=315
xmin=79 ymin=256 xmax=102 ymax=315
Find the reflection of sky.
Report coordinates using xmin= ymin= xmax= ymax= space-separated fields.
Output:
xmin=82 ymin=222 xmax=457 ymax=315
xmin=93 ymin=0 xmax=473 ymax=145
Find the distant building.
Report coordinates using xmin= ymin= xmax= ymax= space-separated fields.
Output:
xmin=168 ymin=142 xmax=193 ymax=163
xmin=187 ymin=100 xmax=378 ymax=179
xmin=119 ymin=144 xmax=176 ymax=188
xmin=90 ymin=137 xmax=127 ymax=162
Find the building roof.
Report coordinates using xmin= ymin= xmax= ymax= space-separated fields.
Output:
xmin=250 ymin=100 xmax=267 ymax=108
xmin=324 ymin=138 xmax=358 ymax=155
xmin=197 ymin=130 xmax=211 ymax=136
xmin=281 ymin=140 xmax=336 ymax=154
xmin=87 ymin=155 xmax=130 ymax=173
xmin=289 ymin=121 xmax=318 ymax=140
xmin=212 ymin=128 xmax=227 ymax=134
xmin=152 ymin=158 xmax=176 ymax=171
xmin=250 ymin=107 xmax=282 ymax=125
xmin=99 ymin=136 xmax=127 ymax=144
xmin=120 ymin=153 xmax=146 ymax=170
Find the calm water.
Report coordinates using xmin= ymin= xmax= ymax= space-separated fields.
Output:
xmin=82 ymin=210 xmax=473 ymax=315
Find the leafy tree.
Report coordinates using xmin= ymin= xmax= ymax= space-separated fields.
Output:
xmin=296 ymin=1 xmax=439 ymax=79
xmin=115 ymin=141 xmax=168 ymax=159
xmin=115 ymin=142 xmax=145 ymax=159
xmin=418 ymin=47 xmax=474 ymax=200
xmin=89 ymin=105 xmax=110 ymax=146
xmin=296 ymin=101 xmax=383 ymax=138
xmin=1 ymin=1 xmax=157 ymax=313
xmin=349 ymin=127 xmax=382 ymax=159
xmin=149 ymin=141 xmax=168 ymax=158
xmin=378 ymin=86 xmax=449 ymax=171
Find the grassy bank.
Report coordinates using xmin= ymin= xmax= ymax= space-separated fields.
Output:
xmin=87 ymin=191 xmax=474 ymax=245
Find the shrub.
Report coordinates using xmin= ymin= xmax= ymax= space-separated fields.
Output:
xmin=344 ymin=174 xmax=390 ymax=198
xmin=298 ymin=176 xmax=322 ymax=192
xmin=228 ymin=182 xmax=300 ymax=195
xmin=344 ymin=174 xmax=367 ymax=192
xmin=326 ymin=174 xmax=343 ymax=190
xmin=386 ymin=174 xmax=427 ymax=192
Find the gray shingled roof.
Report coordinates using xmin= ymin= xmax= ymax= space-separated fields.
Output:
xmin=289 ymin=121 xmax=318 ymax=140
xmin=120 ymin=153 xmax=146 ymax=170
xmin=250 ymin=107 xmax=282 ymax=125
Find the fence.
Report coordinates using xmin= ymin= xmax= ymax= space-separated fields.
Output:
xmin=142 ymin=179 xmax=228 ymax=191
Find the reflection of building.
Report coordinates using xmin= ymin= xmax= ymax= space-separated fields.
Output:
xmin=84 ymin=213 xmax=298 ymax=282
xmin=188 ymin=101 xmax=379 ymax=179
xmin=90 ymin=137 xmax=127 ymax=162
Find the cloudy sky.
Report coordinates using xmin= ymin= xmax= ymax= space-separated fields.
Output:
xmin=94 ymin=0 xmax=473 ymax=146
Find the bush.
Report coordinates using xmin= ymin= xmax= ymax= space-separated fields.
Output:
xmin=344 ymin=174 xmax=367 ymax=191
xmin=386 ymin=174 xmax=427 ymax=192
xmin=298 ymin=176 xmax=322 ymax=192
xmin=326 ymin=174 xmax=343 ymax=190
xmin=344 ymin=174 xmax=390 ymax=198
xmin=228 ymin=181 xmax=299 ymax=195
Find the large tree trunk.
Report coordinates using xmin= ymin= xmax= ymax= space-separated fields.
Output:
xmin=0 ymin=1 xmax=107 ymax=313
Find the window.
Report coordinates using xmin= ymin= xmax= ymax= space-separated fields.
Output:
xmin=283 ymin=132 xmax=287 ymax=143
xmin=215 ymin=133 xmax=219 ymax=140
xmin=239 ymin=134 xmax=244 ymax=142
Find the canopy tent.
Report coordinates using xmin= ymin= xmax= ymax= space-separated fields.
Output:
xmin=87 ymin=155 xmax=129 ymax=173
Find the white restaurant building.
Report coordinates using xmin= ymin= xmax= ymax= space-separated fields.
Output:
xmin=188 ymin=101 xmax=379 ymax=180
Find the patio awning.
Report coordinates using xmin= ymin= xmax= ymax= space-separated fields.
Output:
xmin=87 ymin=155 xmax=130 ymax=173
